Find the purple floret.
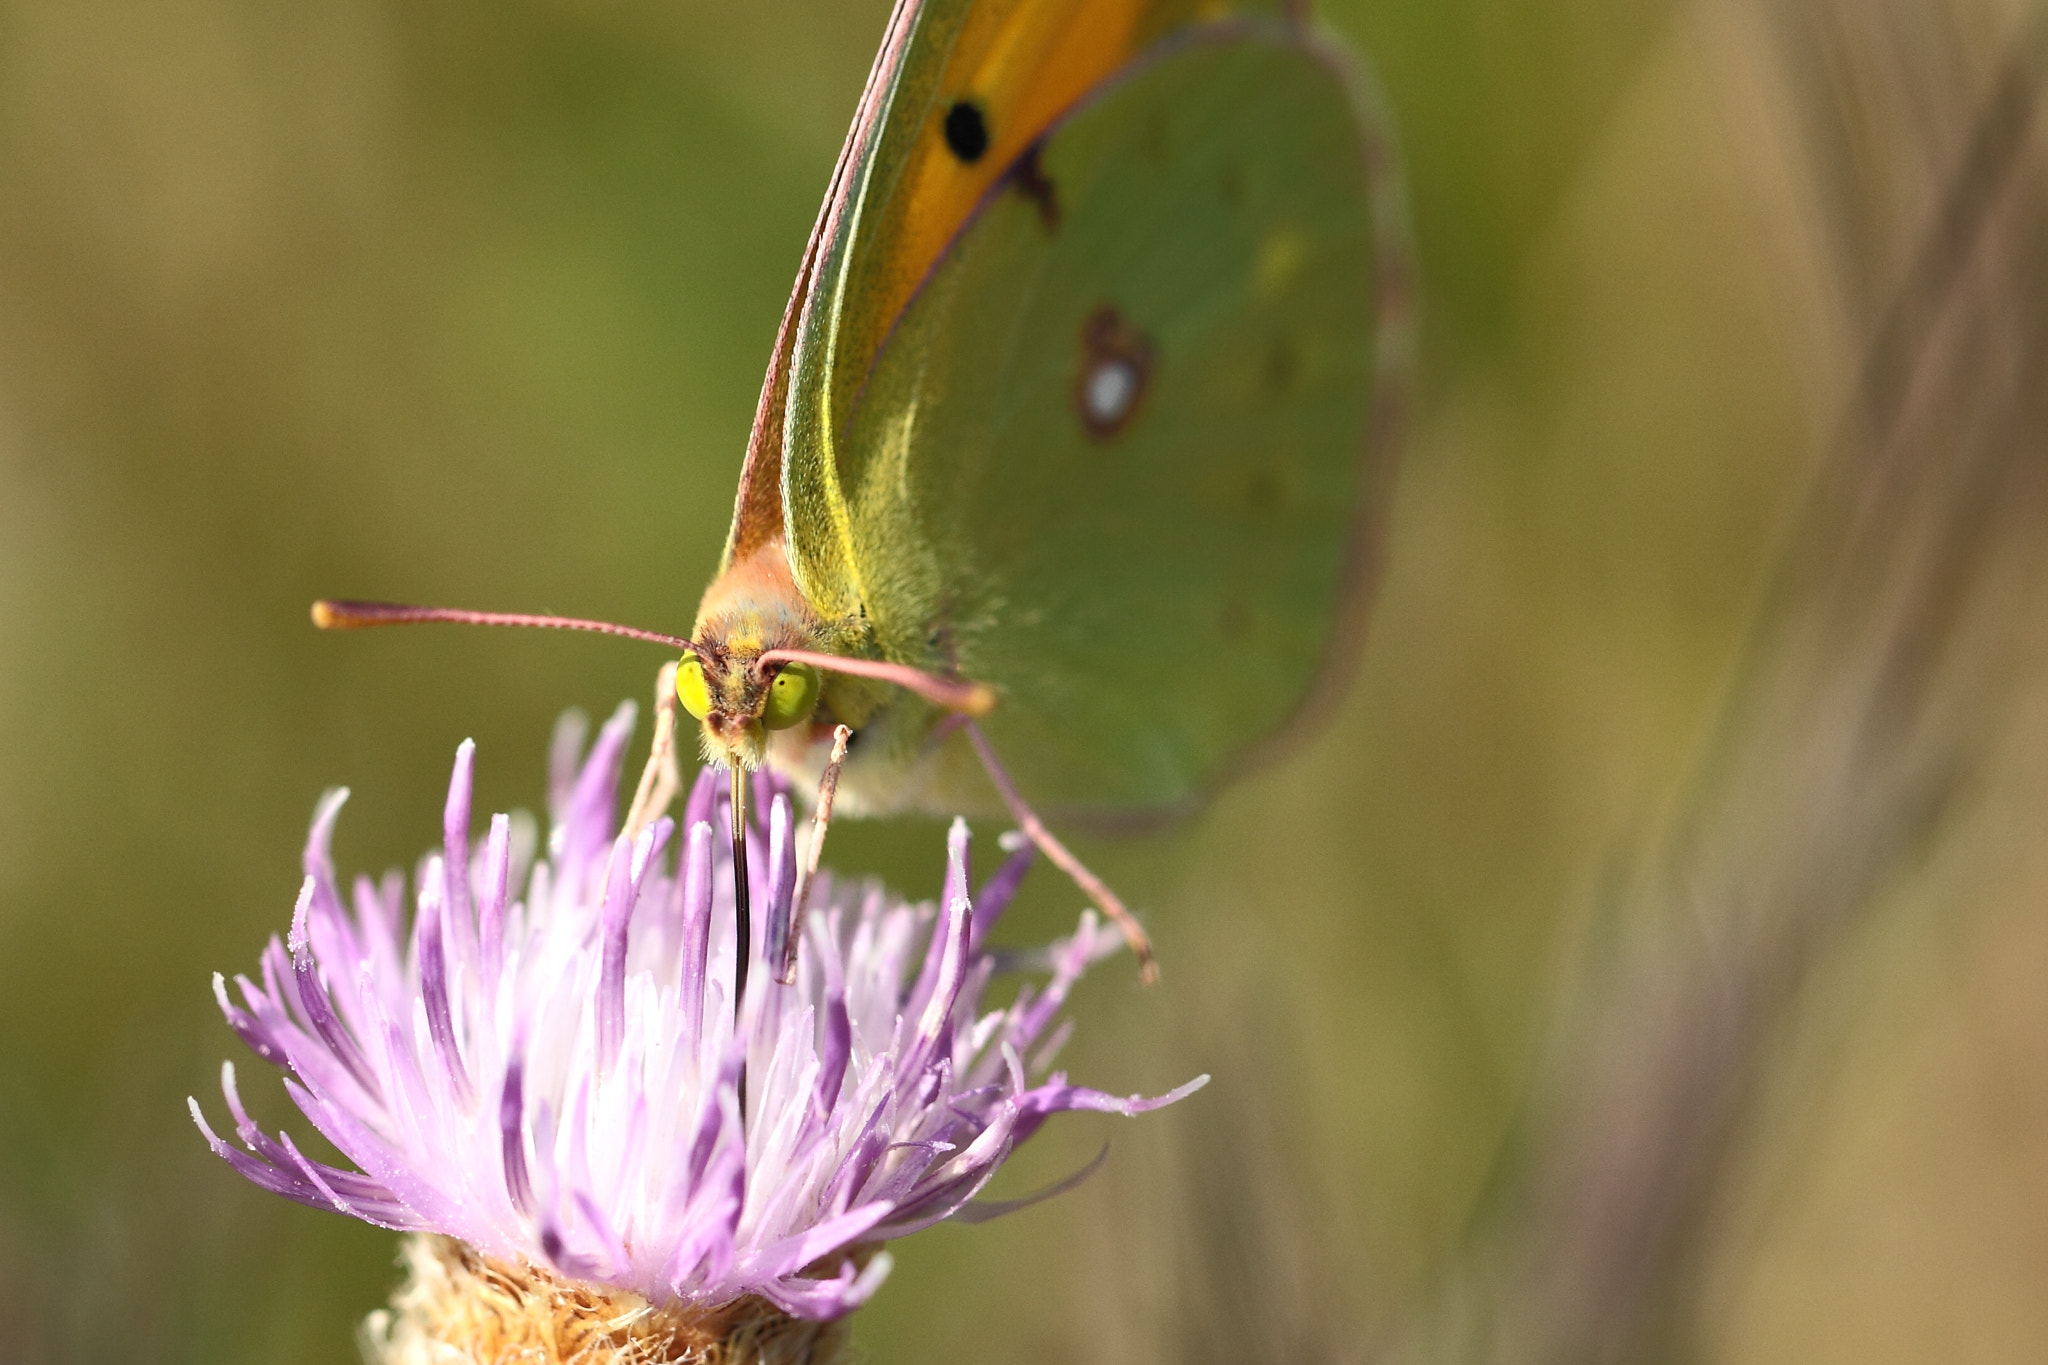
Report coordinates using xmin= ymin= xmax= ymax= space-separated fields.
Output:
xmin=192 ymin=702 xmax=1203 ymax=1319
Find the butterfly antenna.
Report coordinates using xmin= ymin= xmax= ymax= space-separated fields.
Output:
xmin=755 ymin=647 xmax=996 ymax=715
xmin=962 ymin=720 xmax=1157 ymax=983
xmin=312 ymin=599 xmax=697 ymax=652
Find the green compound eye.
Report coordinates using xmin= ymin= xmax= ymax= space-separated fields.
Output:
xmin=675 ymin=657 xmax=712 ymax=720
xmin=761 ymin=662 xmax=821 ymax=731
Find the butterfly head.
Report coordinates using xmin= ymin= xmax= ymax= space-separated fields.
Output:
xmin=675 ymin=640 xmax=822 ymax=770
xmin=682 ymin=536 xmax=836 ymax=767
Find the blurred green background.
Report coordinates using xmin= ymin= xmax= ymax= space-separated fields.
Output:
xmin=4 ymin=1 xmax=2048 ymax=1362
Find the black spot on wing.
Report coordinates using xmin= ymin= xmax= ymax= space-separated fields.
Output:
xmin=944 ymin=99 xmax=990 ymax=162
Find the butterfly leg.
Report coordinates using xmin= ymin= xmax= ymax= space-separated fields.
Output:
xmin=963 ymin=720 xmax=1158 ymax=984
xmin=775 ymin=725 xmax=852 ymax=985
xmin=623 ymin=661 xmax=685 ymax=839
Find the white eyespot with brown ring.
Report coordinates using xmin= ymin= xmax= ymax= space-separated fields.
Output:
xmin=1075 ymin=306 xmax=1154 ymax=440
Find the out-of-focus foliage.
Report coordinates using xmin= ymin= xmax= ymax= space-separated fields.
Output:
xmin=3 ymin=2 xmax=2047 ymax=1364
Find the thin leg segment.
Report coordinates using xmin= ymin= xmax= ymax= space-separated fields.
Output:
xmin=623 ymin=662 xmax=684 ymax=840
xmin=963 ymin=720 xmax=1157 ymax=983
xmin=776 ymin=725 xmax=852 ymax=985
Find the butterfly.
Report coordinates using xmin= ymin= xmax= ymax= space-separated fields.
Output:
xmin=316 ymin=0 xmax=1411 ymax=982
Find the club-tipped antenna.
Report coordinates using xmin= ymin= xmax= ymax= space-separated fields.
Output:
xmin=313 ymin=599 xmax=697 ymax=653
xmin=755 ymin=647 xmax=996 ymax=715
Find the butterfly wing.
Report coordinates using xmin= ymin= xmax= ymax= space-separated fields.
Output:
xmin=832 ymin=19 xmax=1407 ymax=819
xmin=718 ymin=0 xmax=1299 ymax=610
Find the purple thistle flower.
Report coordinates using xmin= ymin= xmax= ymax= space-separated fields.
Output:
xmin=192 ymin=702 xmax=1203 ymax=1322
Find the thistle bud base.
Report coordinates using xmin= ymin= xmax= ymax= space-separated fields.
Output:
xmin=363 ymin=1235 xmax=849 ymax=1365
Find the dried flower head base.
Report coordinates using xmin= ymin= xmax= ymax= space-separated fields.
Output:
xmin=364 ymin=1234 xmax=849 ymax=1365
xmin=193 ymin=702 xmax=1203 ymax=1359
